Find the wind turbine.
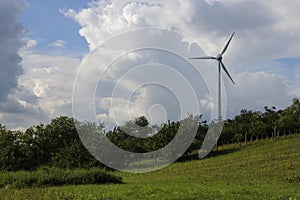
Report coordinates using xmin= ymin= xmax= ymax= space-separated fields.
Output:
xmin=190 ymin=32 xmax=235 ymax=121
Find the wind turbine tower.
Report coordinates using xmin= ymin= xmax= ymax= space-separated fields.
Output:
xmin=190 ymin=32 xmax=235 ymax=121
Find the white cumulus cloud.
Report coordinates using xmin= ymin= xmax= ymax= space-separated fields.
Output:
xmin=66 ymin=0 xmax=299 ymax=128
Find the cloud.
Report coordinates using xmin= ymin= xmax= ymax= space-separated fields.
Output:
xmin=23 ymin=38 xmax=38 ymax=48
xmin=66 ymin=0 xmax=299 ymax=128
xmin=225 ymin=71 xmax=292 ymax=117
xmin=0 ymin=0 xmax=28 ymax=101
xmin=20 ymin=52 xmax=81 ymax=118
xmin=32 ymin=79 xmax=49 ymax=98
xmin=0 ymin=50 xmax=81 ymax=130
xmin=64 ymin=0 xmax=300 ymax=69
xmin=49 ymin=40 xmax=66 ymax=48
xmin=0 ymin=89 xmax=47 ymax=130
xmin=263 ymin=58 xmax=300 ymax=97
xmin=2 ymin=0 xmax=299 ymax=131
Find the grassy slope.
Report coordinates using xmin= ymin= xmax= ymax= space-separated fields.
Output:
xmin=1 ymin=135 xmax=300 ymax=200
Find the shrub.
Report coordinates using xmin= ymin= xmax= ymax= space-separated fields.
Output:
xmin=0 ymin=167 xmax=122 ymax=188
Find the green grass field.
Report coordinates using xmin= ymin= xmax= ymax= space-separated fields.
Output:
xmin=1 ymin=135 xmax=300 ymax=200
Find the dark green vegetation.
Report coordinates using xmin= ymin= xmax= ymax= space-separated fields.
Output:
xmin=1 ymin=98 xmax=299 ymax=171
xmin=0 ymin=117 xmax=104 ymax=171
xmin=0 ymin=135 xmax=299 ymax=199
xmin=0 ymin=168 xmax=122 ymax=189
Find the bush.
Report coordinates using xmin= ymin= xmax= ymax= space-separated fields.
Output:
xmin=0 ymin=167 xmax=122 ymax=188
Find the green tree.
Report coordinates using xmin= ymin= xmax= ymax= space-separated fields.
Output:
xmin=277 ymin=98 xmax=300 ymax=135
xmin=134 ymin=116 xmax=149 ymax=127
xmin=262 ymin=106 xmax=280 ymax=138
xmin=0 ymin=129 xmax=26 ymax=171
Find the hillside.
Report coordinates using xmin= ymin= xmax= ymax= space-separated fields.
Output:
xmin=1 ymin=135 xmax=300 ymax=200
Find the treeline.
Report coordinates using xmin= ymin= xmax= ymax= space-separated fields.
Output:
xmin=106 ymin=98 xmax=300 ymax=153
xmin=221 ymin=98 xmax=300 ymax=145
xmin=0 ymin=117 xmax=102 ymax=171
xmin=0 ymin=98 xmax=299 ymax=171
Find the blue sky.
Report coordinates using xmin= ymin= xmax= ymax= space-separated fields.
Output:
xmin=20 ymin=0 xmax=89 ymax=55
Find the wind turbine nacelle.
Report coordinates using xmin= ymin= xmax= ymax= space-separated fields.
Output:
xmin=216 ymin=54 xmax=222 ymax=61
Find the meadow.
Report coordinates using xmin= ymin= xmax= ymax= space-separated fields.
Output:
xmin=0 ymin=134 xmax=299 ymax=200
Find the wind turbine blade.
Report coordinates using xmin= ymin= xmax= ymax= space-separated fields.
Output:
xmin=189 ymin=56 xmax=216 ymax=60
xmin=220 ymin=61 xmax=235 ymax=84
xmin=221 ymin=32 xmax=235 ymax=56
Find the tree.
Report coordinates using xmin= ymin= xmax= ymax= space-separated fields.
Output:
xmin=134 ymin=116 xmax=149 ymax=127
xmin=262 ymin=106 xmax=280 ymax=138
xmin=277 ymin=98 xmax=300 ymax=135
xmin=51 ymin=139 xmax=100 ymax=169
xmin=0 ymin=130 xmax=26 ymax=171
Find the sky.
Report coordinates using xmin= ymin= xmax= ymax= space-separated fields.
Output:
xmin=0 ymin=0 xmax=299 ymax=130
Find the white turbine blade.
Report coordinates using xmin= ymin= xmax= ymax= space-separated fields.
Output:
xmin=221 ymin=32 xmax=235 ymax=56
xmin=220 ymin=61 xmax=235 ymax=84
xmin=189 ymin=56 xmax=216 ymax=60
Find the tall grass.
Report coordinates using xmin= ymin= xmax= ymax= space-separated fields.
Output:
xmin=0 ymin=167 xmax=122 ymax=188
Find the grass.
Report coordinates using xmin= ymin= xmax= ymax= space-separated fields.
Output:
xmin=0 ymin=168 xmax=122 ymax=189
xmin=1 ymin=135 xmax=300 ymax=199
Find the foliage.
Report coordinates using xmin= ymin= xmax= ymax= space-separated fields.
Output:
xmin=0 ymin=130 xmax=27 ymax=171
xmin=0 ymin=117 xmax=103 ymax=171
xmin=0 ymin=167 xmax=122 ymax=189
xmin=219 ymin=98 xmax=300 ymax=145
xmin=0 ymin=98 xmax=299 ymax=171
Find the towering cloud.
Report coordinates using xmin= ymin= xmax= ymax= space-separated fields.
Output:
xmin=0 ymin=0 xmax=27 ymax=101
xmin=64 ymin=0 xmax=298 ymax=128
